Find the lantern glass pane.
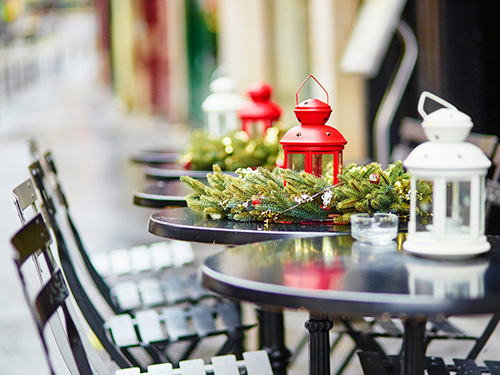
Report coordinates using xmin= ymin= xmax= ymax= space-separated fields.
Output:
xmin=446 ymin=180 xmax=470 ymax=234
xmin=287 ymin=153 xmax=306 ymax=172
xmin=249 ymin=121 xmax=261 ymax=138
xmin=416 ymin=179 xmax=433 ymax=234
xmin=312 ymin=154 xmax=333 ymax=177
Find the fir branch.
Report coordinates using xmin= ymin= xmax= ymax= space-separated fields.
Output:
xmin=182 ymin=162 xmax=429 ymax=224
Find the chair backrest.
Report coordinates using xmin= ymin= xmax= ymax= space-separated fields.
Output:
xmin=14 ymin=169 xmax=135 ymax=371
xmin=43 ymin=151 xmax=122 ymax=314
xmin=13 ymin=177 xmax=39 ymax=224
xmin=11 ymin=214 xmax=94 ymax=375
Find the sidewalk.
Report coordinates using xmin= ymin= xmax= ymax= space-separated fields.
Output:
xmin=0 ymin=10 xmax=189 ymax=375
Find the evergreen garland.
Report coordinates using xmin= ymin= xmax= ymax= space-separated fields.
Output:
xmin=178 ymin=128 xmax=283 ymax=171
xmin=181 ymin=161 xmax=432 ymax=225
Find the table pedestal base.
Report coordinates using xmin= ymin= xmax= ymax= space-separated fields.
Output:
xmin=402 ymin=318 xmax=426 ymax=375
xmin=306 ymin=312 xmax=333 ymax=375
xmin=258 ymin=308 xmax=291 ymax=375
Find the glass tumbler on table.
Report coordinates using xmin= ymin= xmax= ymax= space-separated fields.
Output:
xmin=351 ymin=213 xmax=398 ymax=244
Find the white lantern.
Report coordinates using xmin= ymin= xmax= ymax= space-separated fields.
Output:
xmin=403 ymin=92 xmax=491 ymax=259
xmin=201 ymin=77 xmax=245 ymax=137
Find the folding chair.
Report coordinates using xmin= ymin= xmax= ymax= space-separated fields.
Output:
xmin=12 ymin=199 xmax=251 ymax=372
xmin=11 ymin=214 xmax=95 ymax=375
xmin=41 ymin=151 xmax=209 ymax=313
xmin=11 ymin=215 xmax=268 ymax=375
xmin=18 ymin=159 xmax=251 ymax=366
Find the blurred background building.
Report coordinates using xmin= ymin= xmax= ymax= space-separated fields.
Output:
xmin=2 ymin=0 xmax=500 ymax=165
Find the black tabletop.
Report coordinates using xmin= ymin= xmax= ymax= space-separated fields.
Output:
xmin=130 ymin=149 xmax=180 ymax=165
xmin=133 ymin=180 xmax=190 ymax=208
xmin=146 ymin=167 xmax=238 ymax=181
xmin=200 ymin=235 xmax=500 ymax=318
xmin=148 ymin=207 xmax=351 ymax=244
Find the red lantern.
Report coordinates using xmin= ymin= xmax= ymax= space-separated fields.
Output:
xmin=280 ymin=75 xmax=347 ymax=184
xmin=237 ymin=82 xmax=282 ymax=138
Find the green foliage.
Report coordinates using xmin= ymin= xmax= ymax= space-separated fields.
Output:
xmin=178 ymin=128 xmax=283 ymax=171
xmin=181 ymin=161 xmax=431 ymax=225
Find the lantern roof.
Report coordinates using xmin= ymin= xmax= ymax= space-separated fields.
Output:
xmin=202 ymin=77 xmax=245 ymax=112
xmin=404 ymin=91 xmax=490 ymax=172
xmin=246 ymin=82 xmax=272 ymax=101
xmin=293 ymin=75 xmax=333 ymax=125
xmin=403 ymin=141 xmax=491 ymax=171
xmin=418 ymin=91 xmax=473 ymax=142
xmin=296 ymin=98 xmax=331 ymax=111
xmin=294 ymin=99 xmax=332 ymax=125
xmin=280 ymin=124 xmax=347 ymax=147
xmin=237 ymin=82 xmax=282 ymax=120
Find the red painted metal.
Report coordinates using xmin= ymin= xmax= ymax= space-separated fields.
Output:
xmin=280 ymin=75 xmax=347 ymax=183
xmin=237 ymin=82 xmax=282 ymax=137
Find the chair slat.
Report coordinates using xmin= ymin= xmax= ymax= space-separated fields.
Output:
xmin=211 ymin=354 xmax=239 ymax=375
xmin=138 ymin=279 xmax=165 ymax=306
xmin=430 ymin=320 xmax=467 ymax=336
xmin=172 ymin=242 xmax=195 ymax=267
xmin=425 ymin=357 xmax=449 ymax=375
xmin=453 ymin=359 xmax=481 ymax=375
xmin=485 ymin=361 xmax=500 ymax=375
xmin=179 ymin=358 xmax=206 ymax=375
xmin=163 ymin=278 xmax=188 ymax=304
xmin=149 ymin=242 xmax=174 ymax=269
xmin=148 ymin=363 xmax=174 ymax=375
xmin=108 ymin=314 xmax=139 ymax=347
xmin=91 ymin=252 xmax=112 ymax=277
xmin=11 ymin=213 xmax=52 ymax=265
xmin=114 ymin=281 xmax=142 ymax=310
xmin=13 ymin=178 xmax=38 ymax=210
xmin=357 ymin=352 xmax=390 ymax=375
xmin=115 ymin=368 xmax=141 ymax=375
xmin=218 ymin=302 xmax=241 ymax=329
xmin=110 ymin=249 xmax=133 ymax=275
xmin=187 ymin=275 xmax=211 ymax=300
xmin=375 ymin=317 xmax=402 ymax=336
xmin=135 ymin=310 xmax=166 ymax=343
xmin=191 ymin=305 xmax=218 ymax=337
xmin=130 ymin=245 xmax=153 ymax=273
xmin=35 ymin=269 xmax=70 ymax=327
xmin=162 ymin=307 xmax=193 ymax=341
xmin=242 ymin=351 xmax=273 ymax=375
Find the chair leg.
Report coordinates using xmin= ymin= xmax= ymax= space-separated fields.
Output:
xmin=357 ymin=352 xmax=392 ymax=375
xmin=467 ymin=313 xmax=500 ymax=359
xmin=217 ymin=329 xmax=245 ymax=359
xmin=340 ymin=317 xmax=388 ymax=359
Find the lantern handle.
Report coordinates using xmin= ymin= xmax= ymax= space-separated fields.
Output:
xmin=296 ymin=75 xmax=329 ymax=105
xmin=418 ymin=91 xmax=457 ymax=118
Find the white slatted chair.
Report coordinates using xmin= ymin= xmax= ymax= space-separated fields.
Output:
xmin=91 ymin=241 xmax=195 ymax=278
xmin=115 ymin=351 xmax=273 ymax=375
xmin=35 ymin=152 xmax=213 ymax=312
xmin=17 ymin=164 xmax=252 ymax=370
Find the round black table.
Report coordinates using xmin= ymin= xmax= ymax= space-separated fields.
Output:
xmin=133 ymin=180 xmax=189 ymax=208
xmin=148 ymin=207 xmax=351 ymax=244
xmin=148 ymin=207 xmax=353 ymax=375
xmin=200 ymin=235 xmax=500 ymax=375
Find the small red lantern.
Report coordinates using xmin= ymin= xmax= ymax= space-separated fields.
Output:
xmin=237 ymin=82 xmax=282 ymax=138
xmin=280 ymin=75 xmax=347 ymax=184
